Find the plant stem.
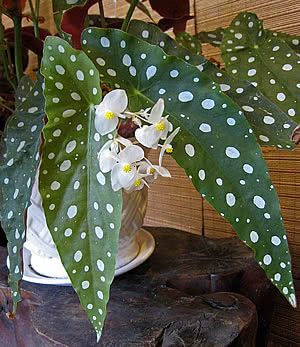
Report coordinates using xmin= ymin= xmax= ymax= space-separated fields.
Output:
xmin=34 ymin=0 xmax=40 ymax=39
xmin=98 ymin=0 xmax=106 ymax=28
xmin=0 ymin=15 xmax=16 ymax=90
xmin=28 ymin=0 xmax=40 ymax=39
xmin=13 ymin=15 xmax=23 ymax=82
xmin=121 ymin=0 xmax=139 ymax=32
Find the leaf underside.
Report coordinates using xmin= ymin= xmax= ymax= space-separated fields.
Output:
xmin=40 ymin=36 xmax=122 ymax=341
xmin=82 ymin=27 xmax=296 ymax=308
xmin=221 ymin=12 xmax=300 ymax=124
xmin=0 ymin=75 xmax=45 ymax=311
xmin=128 ymin=20 xmax=297 ymax=149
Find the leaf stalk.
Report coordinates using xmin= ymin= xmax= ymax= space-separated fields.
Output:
xmin=121 ymin=0 xmax=139 ymax=32
xmin=98 ymin=0 xmax=107 ymax=28
xmin=12 ymin=15 xmax=23 ymax=82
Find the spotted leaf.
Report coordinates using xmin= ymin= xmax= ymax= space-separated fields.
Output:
xmin=221 ymin=12 xmax=300 ymax=124
xmin=266 ymin=30 xmax=300 ymax=54
xmin=128 ymin=20 xmax=296 ymax=149
xmin=196 ymin=27 xmax=224 ymax=47
xmin=176 ymin=31 xmax=202 ymax=54
xmin=0 ymin=75 xmax=45 ymax=312
xmin=15 ymin=75 xmax=34 ymax=107
xmin=40 ymin=36 xmax=122 ymax=341
xmin=82 ymin=27 xmax=296 ymax=308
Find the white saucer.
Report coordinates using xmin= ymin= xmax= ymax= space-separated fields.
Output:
xmin=22 ymin=229 xmax=155 ymax=286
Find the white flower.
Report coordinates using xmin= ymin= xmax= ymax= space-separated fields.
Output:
xmin=98 ymin=136 xmax=133 ymax=173
xmin=98 ymin=141 xmax=118 ymax=173
xmin=137 ymin=127 xmax=179 ymax=184
xmin=159 ymin=127 xmax=180 ymax=166
xmin=124 ymin=170 xmax=149 ymax=192
xmin=138 ymin=159 xmax=171 ymax=184
xmin=135 ymin=98 xmax=172 ymax=149
xmin=110 ymin=145 xmax=144 ymax=191
xmin=95 ymin=89 xmax=128 ymax=135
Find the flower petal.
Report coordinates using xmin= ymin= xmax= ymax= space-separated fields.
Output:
xmin=135 ymin=125 xmax=161 ymax=149
xmin=160 ymin=118 xmax=170 ymax=140
xmin=154 ymin=165 xmax=171 ymax=177
xmin=148 ymin=98 xmax=164 ymax=124
xmin=116 ymin=136 xmax=133 ymax=147
xmin=99 ymin=150 xmax=117 ymax=173
xmin=111 ymin=164 xmax=123 ymax=191
xmin=98 ymin=140 xmax=113 ymax=156
xmin=117 ymin=165 xmax=136 ymax=187
xmin=119 ymin=145 xmax=144 ymax=164
xmin=95 ymin=111 xmax=119 ymax=135
xmin=103 ymin=89 xmax=128 ymax=113
xmin=95 ymin=103 xmax=106 ymax=116
xmin=137 ymin=161 xmax=149 ymax=174
xmin=159 ymin=127 xmax=180 ymax=166
xmin=126 ymin=180 xmax=145 ymax=192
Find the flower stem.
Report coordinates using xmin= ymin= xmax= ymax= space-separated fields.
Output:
xmin=98 ymin=0 xmax=106 ymax=28
xmin=13 ymin=15 xmax=23 ymax=82
xmin=121 ymin=0 xmax=139 ymax=32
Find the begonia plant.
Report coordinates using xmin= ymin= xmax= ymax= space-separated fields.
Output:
xmin=0 ymin=0 xmax=298 ymax=342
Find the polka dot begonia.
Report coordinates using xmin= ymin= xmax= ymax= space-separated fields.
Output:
xmin=221 ymin=12 xmax=300 ymax=127
xmin=81 ymin=25 xmax=296 ymax=308
xmin=0 ymin=75 xmax=45 ymax=312
xmin=128 ymin=20 xmax=296 ymax=150
xmin=40 ymin=36 xmax=123 ymax=340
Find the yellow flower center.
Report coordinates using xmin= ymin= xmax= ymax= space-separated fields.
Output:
xmin=166 ymin=145 xmax=173 ymax=154
xmin=149 ymin=168 xmax=155 ymax=174
xmin=122 ymin=164 xmax=131 ymax=173
xmin=104 ymin=111 xmax=115 ymax=120
xmin=134 ymin=179 xmax=142 ymax=187
xmin=155 ymin=121 xmax=165 ymax=132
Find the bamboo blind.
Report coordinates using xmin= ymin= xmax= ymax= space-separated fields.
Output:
xmin=3 ymin=0 xmax=300 ymax=345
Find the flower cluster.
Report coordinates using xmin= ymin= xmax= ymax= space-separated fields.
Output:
xmin=95 ymin=89 xmax=180 ymax=192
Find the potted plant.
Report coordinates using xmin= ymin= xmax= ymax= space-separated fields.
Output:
xmin=0 ymin=0 xmax=298 ymax=343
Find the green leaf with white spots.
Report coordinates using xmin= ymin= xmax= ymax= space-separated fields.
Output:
xmin=82 ymin=27 xmax=296 ymax=308
xmin=196 ymin=27 xmax=224 ymax=47
xmin=266 ymin=30 xmax=300 ymax=54
xmin=195 ymin=26 xmax=300 ymax=53
xmin=128 ymin=20 xmax=297 ymax=149
xmin=176 ymin=31 xmax=202 ymax=54
xmin=221 ymin=12 xmax=300 ymax=124
xmin=15 ymin=75 xmax=35 ymax=108
xmin=0 ymin=75 xmax=45 ymax=312
xmin=40 ymin=36 xmax=122 ymax=341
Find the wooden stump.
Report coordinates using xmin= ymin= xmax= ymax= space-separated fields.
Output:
xmin=0 ymin=227 xmax=274 ymax=346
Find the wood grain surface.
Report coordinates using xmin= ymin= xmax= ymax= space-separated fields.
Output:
xmin=1 ymin=228 xmax=268 ymax=347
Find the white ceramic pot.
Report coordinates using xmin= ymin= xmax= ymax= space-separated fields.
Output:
xmin=25 ymin=171 xmax=148 ymax=279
